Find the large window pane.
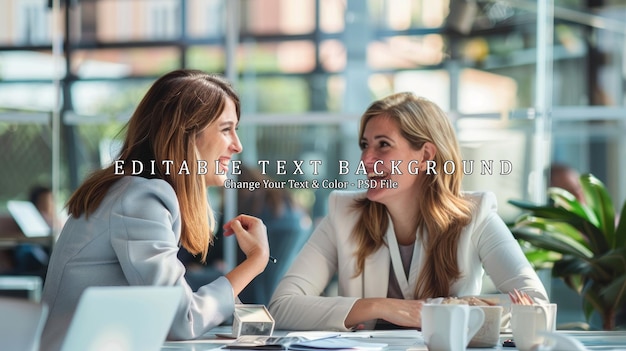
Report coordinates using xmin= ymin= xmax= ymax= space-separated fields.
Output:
xmin=70 ymin=48 xmax=181 ymax=77
xmin=242 ymin=0 xmax=316 ymax=35
xmin=70 ymin=80 xmax=152 ymax=117
xmin=238 ymin=77 xmax=310 ymax=113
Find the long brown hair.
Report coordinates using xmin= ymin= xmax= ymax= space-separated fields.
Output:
xmin=351 ymin=92 xmax=473 ymax=299
xmin=66 ymin=69 xmax=240 ymax=262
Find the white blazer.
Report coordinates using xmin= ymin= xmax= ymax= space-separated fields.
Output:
xmin=268 ymin=190 xmax=548 ymax=331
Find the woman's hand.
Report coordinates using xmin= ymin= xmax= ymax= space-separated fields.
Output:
xmin=223 ymin=214 xmax=270 ymax=264
xmin=223 ymin=214 xmax=270 ymax=295
xmin=345 ymin=298 xmax=424 ymax=329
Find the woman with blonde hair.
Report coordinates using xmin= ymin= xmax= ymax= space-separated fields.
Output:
xmin=269 ymin=92 xmax=547 ymax=330
xmin=41 ymin=69 xmax=269 ymax=351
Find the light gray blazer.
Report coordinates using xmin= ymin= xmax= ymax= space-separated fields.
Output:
xmin=268 ymin=190 xmax=549 ymax=331
xmin=41 ymin=176 xmax=234 ymax=351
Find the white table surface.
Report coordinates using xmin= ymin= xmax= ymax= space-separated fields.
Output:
xmin=162 ymin=326 xmax=626 ymax=351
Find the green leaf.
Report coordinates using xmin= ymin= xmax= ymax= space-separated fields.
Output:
xmin=580 ymin=174 xmax=616 ymax=247
xmin=593 ymin=249 xmax=626 ymax=276
xmin=524 ymin=249 xmax=561 ymax=269
xmin=563 ymin=275 xmax=584 ymax=294
xmin=615 ymin=201 xmax=626 ymax=248
xmin=552 ymin=257 xmax=612 ymax=293
xmin=509 ymin=199 xmax=609 ymax=254
xmin=581 ymin=282 xmax=607 ymax=321
xmin=553 ymin=257 xmax=591 ymax=278
xmin=509 ymin=199 xmax=577 ymax=220
xmin=511 ymin=228 xmax=593 ymax=259
xmin=515 ymin=214 xmax=588 ymax=246
xmin=601 ymin=275 xmax=626 ymax=312
xmin=525 ymin=249 xmax=561 ymax=263
xmin=576 ymin=220 xmax=611 ymax=256
xmin=582 ymin=298 xmax=597 ymax=322
xmin=577 ymin=252 xmax=622 ymax=283
xmin=549 ymin=187 xmax=599 ymax=227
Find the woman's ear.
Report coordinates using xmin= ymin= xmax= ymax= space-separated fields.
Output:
xmin=422 ymin=142 xmax=437 ymax=162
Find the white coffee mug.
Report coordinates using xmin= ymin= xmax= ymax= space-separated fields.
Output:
xmin=511 ymin=303 xmax=558 ymax=351
xmin=468 ymin=305 xmax=503 ymax=348
xmin=421 ymin=304 xmax=485 ymax=351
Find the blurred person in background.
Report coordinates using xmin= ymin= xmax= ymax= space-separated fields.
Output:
xmin=236 ymin=165 xmax=312 ymax=305
xmin=29 ymin=185 xmax=58 ymax=229
xmin=549 ymin=163 xmax=585 ymax=204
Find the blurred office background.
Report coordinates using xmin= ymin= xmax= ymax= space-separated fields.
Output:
xmin=0 ymin=0 xmax=624 ymax=325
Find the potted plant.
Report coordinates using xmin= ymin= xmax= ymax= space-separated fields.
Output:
xmin=508 ymin=173 xmax=626 ymax=330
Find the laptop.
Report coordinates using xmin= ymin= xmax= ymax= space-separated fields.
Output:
xmin=60 ymin=285 xmax=184 ymax=351
xmin=0 ymin=297 xmax=48 ymax=351
xmin=7 ymin=200 xmax=50 ymax=237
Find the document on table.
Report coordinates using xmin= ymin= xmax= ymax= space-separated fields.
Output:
xmin=288 ymin=337 xmax=387 ymax=351
xmin=286 ymin=330 xmax=422 ymax=340
xmin=222 ymin=336 xmax=303 ymax=350
xmin=222 ymin=334 xmax=387 ymax=351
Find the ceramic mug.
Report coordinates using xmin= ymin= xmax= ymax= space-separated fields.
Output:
xmin=468 ymin=305 xmax=503 ymax=348
xmin=422 ymin=304 xmax=485 ymax=351
xmin=511 ymin=303 xmax=557 ymax=351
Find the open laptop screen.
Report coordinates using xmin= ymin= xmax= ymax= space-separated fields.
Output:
xmin=60 ymin=285 xmax=183 ymax=351
xmin=7 ymin=200 xmax=50 ymax=237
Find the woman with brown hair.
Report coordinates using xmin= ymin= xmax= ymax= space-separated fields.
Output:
xmin=41 ymin=69 xmax=269 ymax=351
xmin=269 ymin=92 xmax=548 ymax=330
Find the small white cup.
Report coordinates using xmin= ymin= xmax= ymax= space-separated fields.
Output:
xmin=422 ymin=304 xmax=485 ymax=351
xmin=468 ymin=305 xmax=503 ymax=348
xmin=511 ymin=303 xmax=558 ymax=351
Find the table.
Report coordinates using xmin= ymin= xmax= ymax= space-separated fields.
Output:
xmin=162 ymin=326 xmax=626 ymax=351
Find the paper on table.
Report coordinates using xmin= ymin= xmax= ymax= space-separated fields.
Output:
xmin=348 ymin=330 xmax=422 ymax=339
xmin=286 ymin=332 xmax=342 ymax=340
xmin=287 ymin=330 xmax=421 ymax=340
xmin=222 ymin=335 xmax=387 ymax=351
xmin=287 ymin=337 xmax=387 ymax=351
xmin=223 ymin=336 xmax=305 ymax=350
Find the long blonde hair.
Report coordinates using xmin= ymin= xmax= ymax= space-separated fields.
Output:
xmin=67 ymin=69 xmax=240 ymax=262
xmin=351 ymin=92 xmax=473 ymax=299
